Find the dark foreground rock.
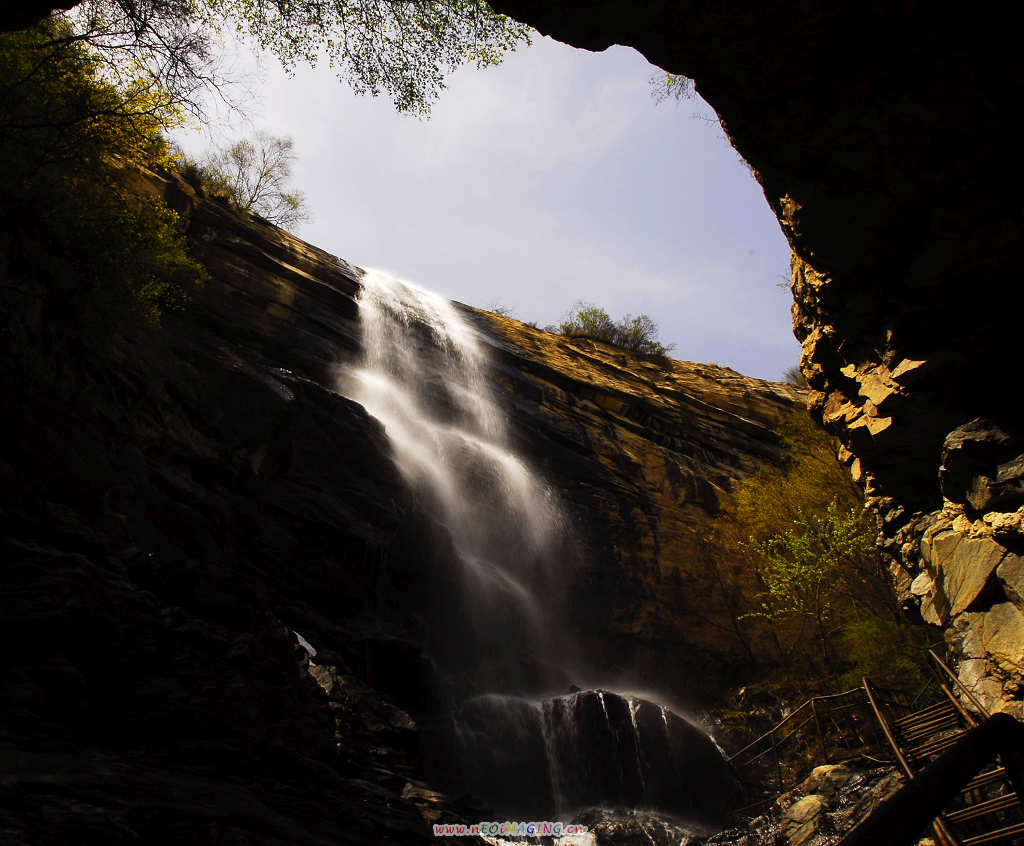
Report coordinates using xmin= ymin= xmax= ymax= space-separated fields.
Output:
xmin=0 ymin=170 xmax=472 ymax=843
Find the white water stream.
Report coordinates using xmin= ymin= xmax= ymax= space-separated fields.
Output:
xmin=337 ymin=268 xmax=563 ymax=662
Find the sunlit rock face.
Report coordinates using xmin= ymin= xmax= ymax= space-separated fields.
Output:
xmin=473 ymin=311 xmax=800 ymax=704
xmin=486 ymin=0 xmax=1024 ymax=715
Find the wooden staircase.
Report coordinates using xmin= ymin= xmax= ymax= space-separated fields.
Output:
xmin=865 ymin=651 xmax=1024 ymax=845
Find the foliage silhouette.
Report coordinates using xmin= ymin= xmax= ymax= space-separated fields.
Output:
xmin=1 ymin=20 xmax=206 ymax=333
xmin=53 ymin=0 xmax=530 ymax=117
xmin=193 ymin=132 xmax=309 ymax=228
xmin=557 ymin=301 xmax=675 ymax=359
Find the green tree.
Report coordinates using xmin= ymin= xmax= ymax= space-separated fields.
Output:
xmin=46 ymin=0 xmax=531 ymax=117
xmin=199 ymin=132 xmax=309 ymax=228
xmin=704 ymin=409 xmax=928 ymax=701
xmin=743 ymin=500 xmax=876 ymax=675
xmin=0 ymin=20 xmax=206 ymax=331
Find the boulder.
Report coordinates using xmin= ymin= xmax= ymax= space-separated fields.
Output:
xmin=781 ymin=794 xmax=828 ymax=846
xmin=800 ymin=764 xmax=854 ymax=798
xmin=443 ymin=690 xmax=737 ymax=822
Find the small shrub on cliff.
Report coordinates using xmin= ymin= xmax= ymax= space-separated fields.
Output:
xmin=558 ymin=301 xmax=675 ymax=359
xmin=783 ymin=363 xmax=808 ymax=387
xmin=650 ymin=72 xmax=693 ymax=104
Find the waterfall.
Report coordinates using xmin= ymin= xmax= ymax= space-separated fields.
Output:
xmin=337 ymin=267 xmax=736 ymax=823
xmin=338 ymin=268 xmax=565 ymax=690
xmin=450 ymin=690 xmax=737 ymax=821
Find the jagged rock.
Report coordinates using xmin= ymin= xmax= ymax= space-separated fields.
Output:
xmin=572 ymin=808 xmax=712 ymax=846
xmin=970 ymin=603 xmax=1024 ymax=667
xmin=703 ymin=766 xmax=901 ymax=846
xmin=931 ymin=534 xmax=1006 ymax=620
xmin=940 ymin=419 xmax=1024 ymax=513
xmin=901 ymin=497 xmax=1024 ymax=713
xmin=800 ymin=764 xmax=854 ymax=798
xmin=997 ymin=552 xmax=1024 ymax=606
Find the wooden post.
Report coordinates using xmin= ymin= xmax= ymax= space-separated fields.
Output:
xmin=811 ymin=698 xmax=829 ymax=763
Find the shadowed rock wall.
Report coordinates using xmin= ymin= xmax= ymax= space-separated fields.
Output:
xmin=1 ymin=170 xmax=468 ymax=843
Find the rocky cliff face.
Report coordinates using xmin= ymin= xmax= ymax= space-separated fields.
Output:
xmin=475 ymin=311 xmax=800 ymax=700
xmin=484 ymin=0 xmax=1024 ymax=718
xmin=0 ymin=170 xmax=802 ymax=841
xmin=7 ymin=0 xmax=1019 ymax=739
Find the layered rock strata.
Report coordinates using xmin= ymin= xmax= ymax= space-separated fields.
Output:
xmin=475 ymin=311 xmax=801 ymax=701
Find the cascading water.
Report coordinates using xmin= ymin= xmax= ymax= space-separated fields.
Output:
xmin=337 ymin=267 xmax=737 ymax=825
xmin=338 ymin=268 xmax=567 ymax=691
xmin=450 ymin=689 xmax=736 ymax=822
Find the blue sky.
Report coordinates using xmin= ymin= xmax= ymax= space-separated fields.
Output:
xmin=176 ymin=35 xmax=798 ymax=381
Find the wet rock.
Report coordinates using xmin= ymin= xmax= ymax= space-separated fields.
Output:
xmin=573 ymin=808 xmax=711 ymax=846
xmin=800 ymin=764 xmax=854 ymax=798
xmin=703 ymin=765 xmax=900 ymax=845
xmin=781 ymin=794 xmax=828 ymax=846
xmin=443 ymin=690 xmax=737 ymax=822
xmin=479 ymin=311 xmax=804 ymax=704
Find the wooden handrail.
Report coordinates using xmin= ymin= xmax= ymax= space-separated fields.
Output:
xmin=727 ymin=687 xmax=869 ymax=764
xmin=838 ymin=713 xmax=1024 ymax=846
xmin=862 ymin=675 xmax=962 ymax=846
xmin=863 ymin=676 xmax=916 ymax=779
xmin=929 ymin=648 xmax=990 ymax=720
